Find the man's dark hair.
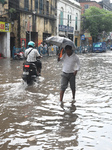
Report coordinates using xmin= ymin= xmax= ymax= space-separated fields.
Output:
xmin=29 ymin=45 xmax=32 ymax=47
xmin=65 ymin=45 xmax=72 ymax=50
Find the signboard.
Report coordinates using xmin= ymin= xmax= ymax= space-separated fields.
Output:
xmin=20 ymin=38 xmax=26 ymax=48
xmin=84 ymin=33 xmax=91 ymax=38
xmin=0 ymin=21 xmax=11 ymax=32
xmin=81 ymin=35 xmax=85 ymax=40
xmin=59 ymin=25 xmax=74 ymax=33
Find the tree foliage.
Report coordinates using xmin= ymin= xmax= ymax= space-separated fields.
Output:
xmin=82 ymin=6 xmax=112 ymax=42
xmin=9 ymin=8 xmax=16 ymax=14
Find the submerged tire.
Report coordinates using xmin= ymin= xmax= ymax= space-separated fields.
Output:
xmin=27 ymin=77 xmax=32 ymax=85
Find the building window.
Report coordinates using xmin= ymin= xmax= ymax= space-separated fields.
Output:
xmin=50 ymin=0 xmax=52 ymax=14
xmin=68 ymin=14 xmax=72 ymax=26
xmin=75 ymin=13 xmax=78 ymax=30
xmin=46 ymin=1 xmax=49 ymax=15
xmin=60 ymin=11 xmax=63 ymax=25
xmin=67 ymin=14 xmax=69 ymax=26
xmin=35 ymin=0 xmax=38 ymax=10
xmin=70 ymin=15 xmax=71 ymax=26
xmin=39 ymin=0 xmax=43 ymax=14
xmin=84 ymin=4 xmax=89 ymax=9
xmin=67 ymin=9 xmax=72 ymax=27
xmin=24 ymin=0 xmax=29 ymax=11
xmin=59 ymin=7 xmax=63 ymax=25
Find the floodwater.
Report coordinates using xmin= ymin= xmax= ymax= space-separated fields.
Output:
xmin=0 ymin=51 xmax=112 ymax=150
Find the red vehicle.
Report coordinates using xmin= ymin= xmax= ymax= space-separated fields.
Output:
xmin=14 ymin=51 xmax=24 ymax=60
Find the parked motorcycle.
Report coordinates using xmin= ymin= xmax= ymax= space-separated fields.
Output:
xmin=14 ymin=51 xmax=24 ymax=60
xmin=22 ymin=62 xmax=38 ymax=85
xmin=110 ymin=45 xmax=112 ymax=50
xmin=82 ymin=46 xmax=88 ymax=53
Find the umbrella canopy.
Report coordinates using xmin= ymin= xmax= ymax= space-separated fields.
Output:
xmin=46 ymin=36 xmax=76 ymax=50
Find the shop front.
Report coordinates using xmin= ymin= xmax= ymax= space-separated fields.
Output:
xmin=84 ymin=32 xmax=92 ymax=46
xmin=0 ymin=21 xmax=11 ymax=58
xmin=58 ymin=25 xmax=74 ymax=41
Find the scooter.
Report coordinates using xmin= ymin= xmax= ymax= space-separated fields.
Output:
xmin=14 ymin=51 xmax=24 ymax=60
xmin=22 ymin=62 xmax=38 ymax=85
xmin=82 ymin=46 xmax=88 ymax=53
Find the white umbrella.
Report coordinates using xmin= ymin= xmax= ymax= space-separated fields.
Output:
xmin=46 ymin=36 xmax=76 ymax=50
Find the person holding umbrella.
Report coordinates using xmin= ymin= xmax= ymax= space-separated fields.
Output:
xmin=58 ymin=44 xmax=80 ymax=103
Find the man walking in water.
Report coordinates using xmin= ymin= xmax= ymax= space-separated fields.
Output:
xmin=58 ymin=45 xmax=80 ymax=103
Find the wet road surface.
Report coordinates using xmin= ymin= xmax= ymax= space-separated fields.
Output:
xmin=0 ymin=51 xmax=112 ymax=150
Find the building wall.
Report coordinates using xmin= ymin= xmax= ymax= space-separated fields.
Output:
xmin=0 ymin=0 xmax=10 ymax=58
xmin=80 ymin=1 xmax=102 ymax=46
xmin=80 ymin=1 xmax=102 ymax=14
xmin=5 ymin=32 xmax=10 ymax=57
xmin=19 ymin=0 xmax=24 ymax=9
xmin=0 ymin=0 xmax=8 ymax=17
xmin=0 ymin=32 xmax=10 ymax=57
xmin=11 ymin=0 xmax=57 ymax=47
xmin=57 ymin=1 xmax=81 ymax=32
xmin=11 ymin=20 xmax=19 ymax=47
xmin=57 ymin=0 xmax=81 ymax=46
xmin=103 ymin=0 xmax=110 ymax=5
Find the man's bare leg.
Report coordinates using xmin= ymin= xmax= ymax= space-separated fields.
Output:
xmin=60 ymin=90 xmax=65 ymax=102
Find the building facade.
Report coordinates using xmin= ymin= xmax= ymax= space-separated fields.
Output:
xmin=0 ymin=0 xmax=10 ymax=58
xmin=80 ymin=1 xmax=102 ymax=14
xmin=0 ymin=0 xmax=81 ymax=57
xmin=99 ymin=0 xmax=112 ymax=11
xmin=0 ymin=0 xmax=57 ymax=57
xmin=57 ymin=0 xmax=81 ymax=47
xmin=79 ymin=0 xmax=112 ymax=45
xmin=79 ymin=1 xmax=102 ymax=45
xmin=9 ymin=0 xmax=57 ymax=52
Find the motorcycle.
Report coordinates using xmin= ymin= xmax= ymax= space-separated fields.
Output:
xmin=22 ymin=62 xmax=38 ymax=85
xmin=82 ymin=46 xmax=88 ymax=53
xmin=14 ymin=51 xmax=24 ymax=60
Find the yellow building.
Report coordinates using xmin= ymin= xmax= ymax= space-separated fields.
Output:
xmin=0 ymin=0 xmax=11 ymax=58
xmin=10 ymin=0 xmax=57 ymax=50
xmin=0 ymin=0 xmax=57 ymax=57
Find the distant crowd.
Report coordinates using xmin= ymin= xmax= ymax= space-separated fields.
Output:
xmin=38 ymin=43 xmax=59 ymax=56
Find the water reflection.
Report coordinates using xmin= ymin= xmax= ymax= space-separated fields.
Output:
xmin=0 ymin=51 xmax=112 ymax=149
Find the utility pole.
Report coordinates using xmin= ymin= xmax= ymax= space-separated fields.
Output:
xmin=29 ymin=15 xmax=31 ymax=41
xmin=33 ymin=11 xmax=36 ymax=32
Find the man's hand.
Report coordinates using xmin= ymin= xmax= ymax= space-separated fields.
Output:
xmin=74 ymin=70 xmax=77 ymax=76
xmin=57 ymin=57 xmax=60 ymax=62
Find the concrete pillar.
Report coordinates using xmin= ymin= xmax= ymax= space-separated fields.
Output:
xmin=7 ymin=32 xmax=10 ymax=58
xmin=3 ymin=32 xmax=10 ymax=58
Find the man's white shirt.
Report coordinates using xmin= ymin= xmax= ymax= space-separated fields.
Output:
xmin=61 ymin=53 xmax=80 ymax=73
xmin=25 ymin=48 xmax=40 ymax=62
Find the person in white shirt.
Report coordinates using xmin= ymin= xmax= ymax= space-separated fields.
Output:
xmin=25 ymin=41 xmax=42 ymax=75
xmin=58 ymin=45 xmax=80 ymax=102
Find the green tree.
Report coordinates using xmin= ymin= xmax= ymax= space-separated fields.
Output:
xmin=82 ymin=6 xmax=112 ymax=42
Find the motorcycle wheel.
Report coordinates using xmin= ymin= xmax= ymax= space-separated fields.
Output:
xmin=27 ymin=77 xmax=31 ymax=85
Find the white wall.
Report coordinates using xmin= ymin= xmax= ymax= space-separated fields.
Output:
xmin=57 ymin=0 xmax=81 ymax=36
xmin=0 ymin=32 xmax=10 ymax=58
xmin=0 ymin=34 xmax=2 ymax=53
xmin=6 ymin=32 xmax=10 ymax=58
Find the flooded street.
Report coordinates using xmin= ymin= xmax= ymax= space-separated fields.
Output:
xmin=0 ymin=51 xmax=112 ymax=150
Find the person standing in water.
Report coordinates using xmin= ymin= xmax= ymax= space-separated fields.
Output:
xmin=58 ymin=45 xmax=80 ymax=103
